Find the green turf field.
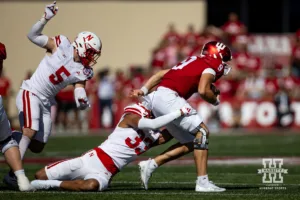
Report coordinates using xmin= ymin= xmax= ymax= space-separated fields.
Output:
xmin=0 ymin=133 xmax=299 ymax=200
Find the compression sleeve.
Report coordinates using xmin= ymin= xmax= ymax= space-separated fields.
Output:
xmin=27 ymin=18 xmax=49 ymax=47
xmin=137 ymin=110 xmax=181 ymax=130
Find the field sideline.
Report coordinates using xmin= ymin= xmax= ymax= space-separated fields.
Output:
xmin=0 ymin=133 xmax=299 ymax=200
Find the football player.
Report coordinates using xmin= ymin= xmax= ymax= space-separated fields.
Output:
xmin=130 ymin=41 xmax=232 ymax=192
xmin=4 ymin=1 xmax=102 ymax=186
xmin=30 ymin=103 xmax=195 ymax=191
xmin=0 ymin=43 xmax=33 ymax=191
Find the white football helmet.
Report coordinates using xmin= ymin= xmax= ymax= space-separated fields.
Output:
xmin=72 ymin=31 xmax=102 ymax=67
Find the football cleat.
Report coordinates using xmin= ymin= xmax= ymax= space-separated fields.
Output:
xmin=138 ymin=159 xmax=153 ymax=190
xmin=3 ymin=172 xmax=18 ymax=190
xmin=195 ymin=180 xmax=226 ymax=192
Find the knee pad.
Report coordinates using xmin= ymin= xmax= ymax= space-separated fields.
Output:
xmin=1 ymin=136 xmax=19 ymax=153
xmin=193 ymin=128 xmax=209 ymax=150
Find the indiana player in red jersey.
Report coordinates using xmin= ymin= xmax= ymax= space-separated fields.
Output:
xmin=130 ymin=41 xmax=232 ymax=192
xmin=30 ymin=103 xmax=195 ymax=191
xmin=4 ymin=1 xmax=102 ymax=187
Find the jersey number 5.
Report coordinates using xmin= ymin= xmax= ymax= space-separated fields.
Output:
xmin=172 ymin=56 xmax=197 ymax=70
xmin=49 ymin=66 xmax=71 ymax=85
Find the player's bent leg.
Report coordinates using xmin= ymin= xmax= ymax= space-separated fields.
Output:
xmin=139 ymin=142 xmax=193 ymax=190
xmin=31 ymin=179 xmax=99 ymax=191
xmin=1 ymin=137 xmax=21 ymax=172
xmin=60 ymin=179 xmax=99 ymax=191
xmin=19 ymin=127 xmax=36 ymax=159
xmin=28 ymin=139 xmax=46 ymax=153
xmin=193 ymin=123 xmax=209 ymax=177
xmin=1 ymin=139 xmax=33 ymax=191
xmin=193 ymin=123 xmax=225 ymax=192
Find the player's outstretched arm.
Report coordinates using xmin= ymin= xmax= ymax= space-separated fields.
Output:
xmin=198 ymin=73 xmax=219 ymax=106
xmin=125 ymin=104 xmax=196 ymax=130
xmin=130 ymin=69 xmax=169 ymax=97
xmin=27 ymin=1 xmax=58 ymax=52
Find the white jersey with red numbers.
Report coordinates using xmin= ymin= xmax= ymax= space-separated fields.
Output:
xmin=21 ymin=35 xmax=93 ymax=105
xmin=99 ymin=103 xmax=160 ymax=170
xmin=44 ymin=103 xmax=160 ymax=191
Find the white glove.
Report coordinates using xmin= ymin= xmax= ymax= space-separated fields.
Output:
xmin=180 ymin=104 xmax=197 ymax=116
xmin=43 ymin=1 xmax=59 ymax=20
xmin=74 ymin=87 xmax=91 ymax=110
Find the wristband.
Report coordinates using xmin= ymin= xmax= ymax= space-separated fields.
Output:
xmin=140 ymin=86 xmax=149 ymax=95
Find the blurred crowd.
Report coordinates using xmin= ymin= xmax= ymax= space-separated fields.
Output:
xmin=2 ymin=12 xmax=300 ymax=132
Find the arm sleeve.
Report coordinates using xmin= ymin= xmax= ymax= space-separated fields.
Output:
xmin=202 ymin=68 xmax=216 ymax=76
xmin=137 ymin=110 xmax=181 ymax=130
xmin=27 ymin=19 xmax=49 ymax=47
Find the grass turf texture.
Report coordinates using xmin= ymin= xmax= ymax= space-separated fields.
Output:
xmin=23 ymin=133 xmax=300 ymax=158
xmin=0 ymin=165 xmax=299 ymax=200
xmin=0 ymin=133 xmax=299 ymax=199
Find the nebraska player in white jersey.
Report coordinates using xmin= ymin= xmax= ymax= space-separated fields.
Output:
xmin=30 ymin=103 xmax=195 ymax=191
xmin=4 ymin=1 xmax=101 ymax=186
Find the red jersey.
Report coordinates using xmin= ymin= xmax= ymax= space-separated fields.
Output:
xmin=0 ymin=76 xmax=10 ymax=97
xmin=158 ymin=56 xmax=224 ymax=99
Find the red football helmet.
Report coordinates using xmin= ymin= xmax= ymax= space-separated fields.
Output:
xmin=201 ymin=41 xmax=232 ymax=62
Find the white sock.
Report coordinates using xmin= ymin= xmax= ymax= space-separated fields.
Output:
xmin=148 ymin=159 xmax=158 ymax=172
xmin=14 ymin=169 xmax=25 ymax=178
xmin=48 ymin=180 xmax=62 ymax=188
xmin=19 ymin=135 xmax=31 ymax=160
xmin=197 ymin=175 xmax=209 ymax=184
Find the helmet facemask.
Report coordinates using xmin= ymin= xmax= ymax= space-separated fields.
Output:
xmin=73 ymin=31 xmax=102 ymax=68
xmin=79 ymin=45 xmax=101 ymax=67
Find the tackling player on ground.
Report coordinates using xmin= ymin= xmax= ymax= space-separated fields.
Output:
xmin=0 ymin=43 xmax=33 ymax=191
xmin=4 ymin=1 xmax=102 ymax=186
xmin=131 ymin=41 xmax=232 ymax=192
xmin=30 ymin=103 xmax=195 ymax=191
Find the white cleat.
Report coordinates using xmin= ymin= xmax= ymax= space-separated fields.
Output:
xmin=195 ymin=181 xmax=226 ymax=192
xmin=31 ymin=180 xmax=52 ymax=190
xmin=17 ymin=175 xmax=35 ymax=191
xmin=138 ymin=160 xmax=152 ymax=190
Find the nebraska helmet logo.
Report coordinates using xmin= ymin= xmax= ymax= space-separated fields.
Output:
xmin=86 ymin=35 xmax=94 ymax=41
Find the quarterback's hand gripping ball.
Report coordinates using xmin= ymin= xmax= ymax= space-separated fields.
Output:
xmin=0 ymin=43 xmax=7 ymax=60
xmin=44 ymin=1 xmax=59 ymax=20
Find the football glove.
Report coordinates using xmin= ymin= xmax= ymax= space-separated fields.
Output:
xmin=43 ymin=1 xmax=59 ymax=20
xmin=74 ymin=87 xmax=90 ymax=110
